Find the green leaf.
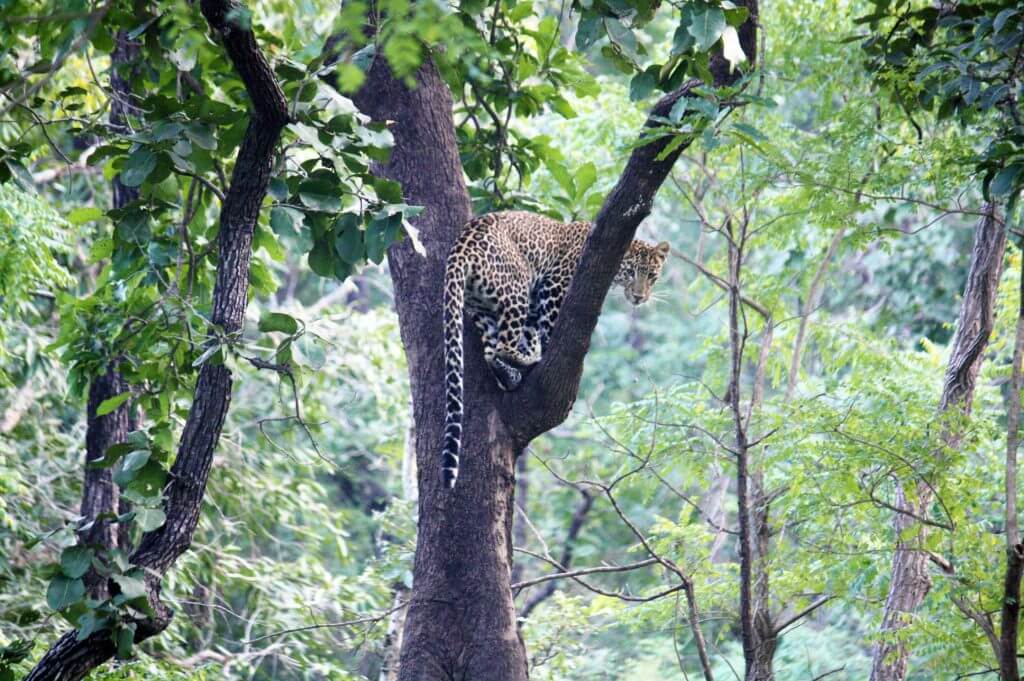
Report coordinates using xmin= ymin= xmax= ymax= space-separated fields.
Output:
xmin=629 ymin=70 xmax=657 ymax=102
xmin=119 ymin=149 xmax=156 ymax=188
xmin=576 ymin=14 xmax=604 ymax=51
xmin=268 ymin=178 xmax=289 ymax=201
xmin=88 ymin=237 xmax=114 ymax=263
xmin=605 ymin=18 xmax=638 ymax=58
xmin=47 ymin=576 xmax=85 ymax=611
xmin=669 ymin=97 xmax=689 ymax=123
xmin=308 ymin=237 xmax=335 ymax=277
xmin=74 ymin=610 xmax=110 ymax=641
xmin=115 ymin=210 xmax=151 ymax=244
xmin=135 ymin=507 xmax=166 ymax=532
xmin=0 ymin=639 xmax=33 ymax=666
xmin=549 ymin=96 xmax=577 ymax=119
xmin=270 ymin=206 xmax=302 ymax=237
xmin=259 ymin=312 xmax=299 ymax=335
xmin=114 ymin=450 xmax=152 ymax=487
xmin=67 ymin=207 xmax=104 ymax=225
xmin=60 ymin=546 xmax=94 ymax=579
xmin=95 ymin=392 xmax=132 ymax=417
xmin=116 ymin=625 xmax=135 ymax=659
xmin=364 ymin=215 xmax=402 ymax=265
xmin=672 ymin=13 xmax=695 ymax=55
xmin=87 ymin=443 xmax=136 ymax=469
xmin=184 ymin=124 xmax=217 ymax=151
xmin=126 ymin=15 xmax=159 ymax=40
xmin=688 ymin=6 xmax=726 ymax=52
xmin=509 ymin=1 xmax=534 ymax=22
xmin=575 ymin=162 xmax=597 ymax=198
xmin=994 ymin=8 xmax=1019 ymax=33
xmin=298 ymin=179 xmax=342 ymax=212
xmin=112 ymin=572 xmax=147 ymax=600
xmin=547 ymin=161 xmax=575 ymax=197
xmin=192 ymin=343 xmax=221 ymax=368
xmin=334 ymin=215 xmax=364 ymax=265
xmin=992 ymin=163 xmax=1023 ymax=197
xmin=732 ymin=122 xmax=767 ymax=141
xmin=655 ymin=133 xmax=687 ymax=162
xmin=725 ymin=5 xmax=749 ymax=27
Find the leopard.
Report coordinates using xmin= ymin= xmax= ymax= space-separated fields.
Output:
xmin=441 ymin=210 xmax=670 ymax=489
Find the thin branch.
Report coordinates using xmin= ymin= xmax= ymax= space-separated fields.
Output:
xmin=244 ymin=600 xmax=408 ymax=644
xmin=512 ymin=557 xmax=659 ymax=590
xmin=772 ymin=595 xmax=832 ymax=635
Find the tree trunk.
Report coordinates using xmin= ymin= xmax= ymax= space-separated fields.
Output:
xmin=352 ymin=4 xmax=757 ymax=678
xmin=998 ymin=231 xmax=1024 ymax=681
xmin=870 ymin=205 xmax=1005 ymax=680
xmin=80 ymin=367 xmax=130 ymax=596
xmin=78 ymin=29 xmax=138 ymax=600
xmin=352 ymin=52 xmax=527 ymax=679
xmin=999 ymin=545 xmax=1023 ymax=680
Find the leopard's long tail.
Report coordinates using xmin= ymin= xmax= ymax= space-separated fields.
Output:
xmin=441 ymin=254 xmax=466 ymax=489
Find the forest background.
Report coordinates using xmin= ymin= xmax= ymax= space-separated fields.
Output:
xmin=2 ymin=0 xmax=1024 ymax=679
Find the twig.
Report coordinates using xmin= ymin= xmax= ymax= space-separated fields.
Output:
xmin=772 ymin=595 xmax=832 ymax=635
xmin=244 ymin=600 xmax=409 ymax=644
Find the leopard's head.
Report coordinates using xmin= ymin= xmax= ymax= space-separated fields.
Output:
xmin=616 ymin=240 xmax=670 ymax=305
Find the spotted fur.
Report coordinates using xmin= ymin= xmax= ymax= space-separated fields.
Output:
xmin=441 ymin=210 xmax=670 ymax=488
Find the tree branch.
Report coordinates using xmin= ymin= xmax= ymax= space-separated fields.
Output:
xmin=506 ymin=1 xmax=760 ymax=441
xmin=519 ymin=489 xmax=594 ymax=618
xmin=513 ymin=557 xmax=658 ymax=591
xmin=25 ymin=2 xmax=288 ymax=678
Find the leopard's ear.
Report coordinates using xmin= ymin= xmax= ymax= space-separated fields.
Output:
xmin=656 ymin=241 xmax=671 ymax=257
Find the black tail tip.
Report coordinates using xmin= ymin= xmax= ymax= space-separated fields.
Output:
xmin=442 ymin=468 xmax=457 ymax=489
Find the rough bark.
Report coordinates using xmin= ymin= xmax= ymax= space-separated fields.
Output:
xmin=25 ymin=3 xmax=287 ymax=679
xmin=351 ymin=4 xmax=757 ymax=679
xmin=998 ymin=235 xmax=1024 ymax=681
xmin=870 ymin=206 xmax=1006 ymax=680
xmin=352 ymin=52 xmax=525 ymax=680
xmin=77 ymin=30 xmax=139 ymax=601
xmin=80 ymin=368 xmax=130 ymax=597
xmin=999 ymin=545 xmax=1023 ymax=680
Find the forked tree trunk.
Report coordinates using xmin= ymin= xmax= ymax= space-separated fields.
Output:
xmin=870 ymin=206 xmax=1005 ymax=680
xmin=353 ymin=54 xmax=528 ymax=679
xmin=352 ymin=5 xmax=757 ymax=678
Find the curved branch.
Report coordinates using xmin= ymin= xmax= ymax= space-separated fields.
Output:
xmin=25 ymin=2 xmax=287 ymax=678
xmin=505 ymin=1 xmax=759 ymax=442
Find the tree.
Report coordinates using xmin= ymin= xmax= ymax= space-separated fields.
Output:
xmin=25 ymin=2 xmax=290 ymax=677
xmin=859 ymin=3 xmax=1024 ymax=677
xmin=350 ymin=2 xmax=759 ymax=678
xmin=871 ymin=206 xmax=1006 ymax=680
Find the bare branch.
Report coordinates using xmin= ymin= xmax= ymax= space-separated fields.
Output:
xmin=512 ymin=557 xmax=659 ymax=590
